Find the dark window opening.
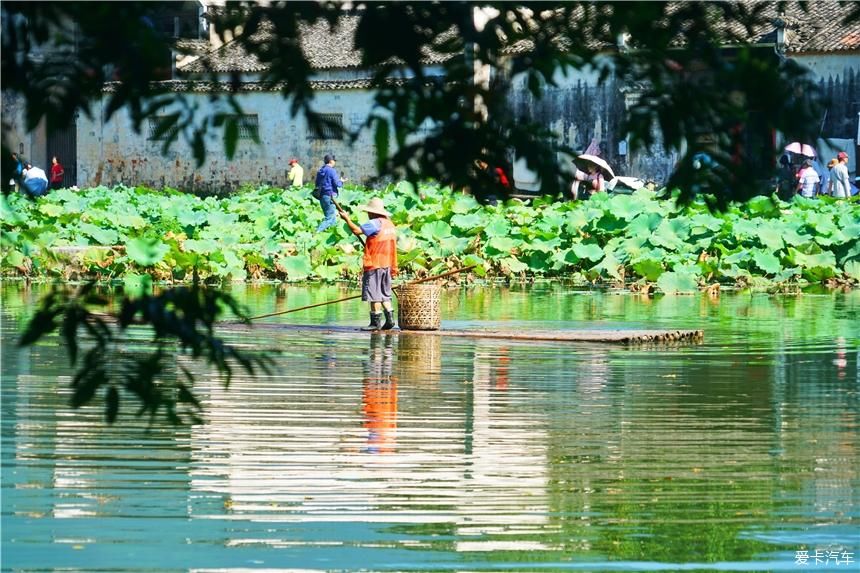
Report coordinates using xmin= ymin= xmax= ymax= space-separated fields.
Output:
xmin=310 ymin=114 xmax=344 ymax=140
xmin=147 ymin=116 xmax=180 ymax=141
xmin=233 ymin=114 xmax=259 ymax=140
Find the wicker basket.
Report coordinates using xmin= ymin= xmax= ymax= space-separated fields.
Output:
xmin=396 ymin=282 xmax=441 ymax=330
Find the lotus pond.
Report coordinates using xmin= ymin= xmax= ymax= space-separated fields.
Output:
xmin=1 ymin=281 xmax=858 ymax=572
xmin=2 ymin=184 xmax=858 ymax=292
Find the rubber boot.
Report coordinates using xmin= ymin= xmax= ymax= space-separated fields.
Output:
xmin=381 ymin=309 xmax=396 ymax=330
xmin=361 ymin=312 xmax=382 ymax=331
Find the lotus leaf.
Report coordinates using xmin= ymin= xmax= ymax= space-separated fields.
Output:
xmin=79 ymin=222 xmax=119 ymax=246
xmin=730 ymin=218 xmax=760 ymax=241
xmin=485 ymin=236 xmax=518 ymax=256
xmin=649 ymin=218 xmax=690 ymax=251
xmin=419 ymin=220 xmax=453 ymax=241
xmin=3 ymin=183 xmax=857 ymax=287
xmin=781 ymin=226 xmax=812 ymax=247
xmin=841 ymin=242 xmax=860 ymax=265
xmin=657 ymin=271 xmax=698 ymax=294
xmin=3 ymin=249 xmax=26 ymax=268
xmin=755 ymin=224 xmax=784 ymax=251
xmin=438 ymin=236 xmax=471 ymax=257
xmin=39 ymin=204 xmax=65 ymax=218
xmin=722 ymin=250 xmax=750 ymax=266
xmin=572 ymin=242 xmax=604 ymax=262
xmin=590 ymin=251 xmax=622 ymax=280
xmin=627 ymin=212 xmax=663 ymax=237
xmin=745 ymin=196 xmax=780 ymax=218
xmin=500 ymin=257 xmax=528 ymax=274
xmin=772 ymin=266 xmax=801 ymax=283
xmin=752 ymin=250 xmax=782 ymax=275
xmin=632 ymin=259 xmax=664 ymax=281
xmin=483 ymin=217 xmax=511 ymax=237
xmin=126 ymin=238 xmax=169 ymax=266
xmin=844 ymin=260 xmax=860 ymax=281
xmin=183 ymin=239 xmax=220 ymax=255
xmin=450 ymin=213 xmax=484 ymax=232
xmin=689 ymin=213 xmax=724 ymax=233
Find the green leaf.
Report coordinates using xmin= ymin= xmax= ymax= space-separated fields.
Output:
xmin=648 ymin=218 xmax=690 ymax=251
xmin=632 ymin=258 xmax=664 ymax=281
xmin=419 ymin=220 xmax=452 ymax=240
xmin=500 ymin=257 xmax=528 ymax=274
xmin=656 ymin=271 xmax=698 ymax=294
xmin=485 ymin=236 xmax=518 ymax=256
xmin=281 ymin=255 xmax=312 ymax=281
xmin=450 ymin=212 xmax=483 ymax=231
xmin=182 ymin=238 xmax=219 ymax=254
xmin=752 ymin=250 xmax=782 ymax=275
xmin=126 ymin=237 xmax=169 ymax=266
xmin=844 ymin=260 xmax=860 ymax=281
xmin=483 ymin=217 xmax=510 ymax=237
xmin=3 ymin=249 xmax=27 ymax=268
xmin=39 ymin=203 xmax=65 ymax=217
xmin=745 ymin=196 xmax=779 ymax=218
xmin=755 ymin=225 xmax=784 ymax=251
xmin=79 ymin=222 xmax=119 ymax=245
xmin=571 ymin=242 xmax=604 ymax=262
xmin=461 ymin=254 xmax=487 ymax=276
xmin=590 ymin=251 xmax=622 ymax=280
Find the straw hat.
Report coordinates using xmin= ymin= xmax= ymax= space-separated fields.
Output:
xmin=359 ymin=197 xmax=391 ymax=218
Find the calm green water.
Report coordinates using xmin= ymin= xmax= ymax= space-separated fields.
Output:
xmin=2 ymin=283 xmax=858 ymax=572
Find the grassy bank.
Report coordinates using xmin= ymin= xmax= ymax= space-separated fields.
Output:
xmin=2 ymin=183 xmax=858 ymax=293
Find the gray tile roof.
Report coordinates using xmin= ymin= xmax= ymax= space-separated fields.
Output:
xmin=502 ymin=1 xmax=860 ymax=55
xmin=103 ymin=77 xmax=446 ymax=93
xmin=179 ymin=12 xmax=451 ymax=74
xmin=781 ymin=1 xmax=860 ymax=53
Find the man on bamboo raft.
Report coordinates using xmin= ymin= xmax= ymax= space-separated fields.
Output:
xmin=338 ymin=197 xmax=398 ymax=331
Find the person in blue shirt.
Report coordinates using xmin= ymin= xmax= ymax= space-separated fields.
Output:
xmin=314 ymin=154 xmax=345 ymax=232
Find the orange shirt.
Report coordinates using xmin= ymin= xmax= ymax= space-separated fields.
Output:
xmin=363 ymin=218 xmax=397 ymax=272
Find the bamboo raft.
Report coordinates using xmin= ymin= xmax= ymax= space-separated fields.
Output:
xmin=238 ymin=322 xmax=704 ymax=345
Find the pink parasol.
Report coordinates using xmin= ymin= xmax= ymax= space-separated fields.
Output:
xmin=784 ymin=142 xmax=816 ymax=158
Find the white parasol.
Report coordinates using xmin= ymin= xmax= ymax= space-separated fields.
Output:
xmin=573 ymin=154 xmax=615 ymax=179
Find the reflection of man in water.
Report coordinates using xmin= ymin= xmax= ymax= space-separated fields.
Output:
xmin=363 ymin=334 xmax=397 ymax=453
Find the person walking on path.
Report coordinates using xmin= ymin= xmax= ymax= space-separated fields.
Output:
xmin=314 ymin=154 xmax=344 ymax=232
xmin=49 ymin=156 xmax=64 ymax=190
xmin=287 ymin=158 xmax=303 ymax=187
xmin=796 ymin=159 xmax=819 ymax=198
xmin=337 ymin=197 xmax=398 ymax=331
xmin=828 ymin=151 xmax=851 ymax=199
xmin=22 ymin=162 xmax=49 ymax=197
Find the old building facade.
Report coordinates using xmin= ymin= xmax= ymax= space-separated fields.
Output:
xmin=3 ymin=2 xmax=858 ymax=192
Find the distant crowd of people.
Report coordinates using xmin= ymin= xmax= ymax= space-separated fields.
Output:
xmin=778 ymin=150 xmax=855 ymax=200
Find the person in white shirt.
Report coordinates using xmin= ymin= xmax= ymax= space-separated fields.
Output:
xmin=796 ymin=159 xmax=820 ymax=198
xmin=22 ymin=163 xmax=49 ymax=197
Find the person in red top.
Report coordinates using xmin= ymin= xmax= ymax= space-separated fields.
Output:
xmin=338 ymin=197 xmax=398 ymax=330
xmin=49 ymin=156 xmax=64 ymax=190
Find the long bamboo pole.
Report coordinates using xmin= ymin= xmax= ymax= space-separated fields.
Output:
xmin=247 ymin=264 xmax=475 ymax=321
xmin=332 ymin=197 xmax=365 ymax=246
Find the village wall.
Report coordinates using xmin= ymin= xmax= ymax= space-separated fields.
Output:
xmin=75 ymin=88 xmax=384 ymax=192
